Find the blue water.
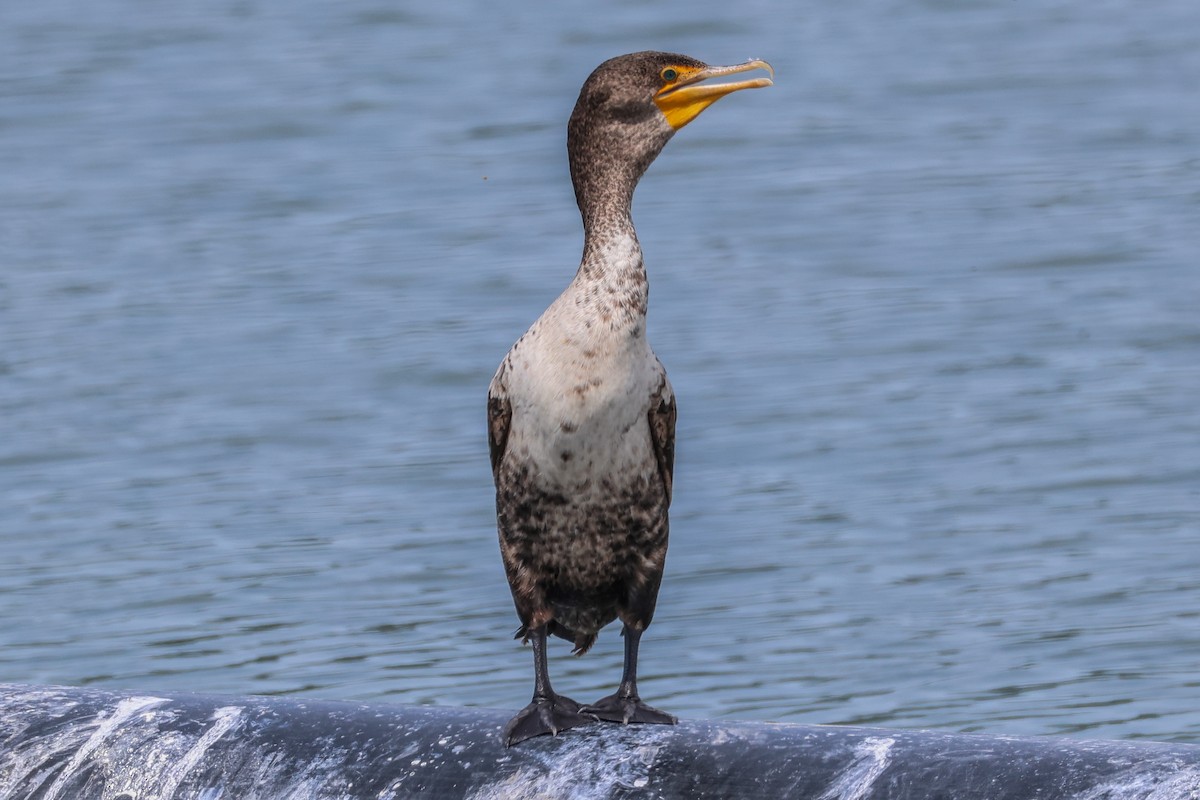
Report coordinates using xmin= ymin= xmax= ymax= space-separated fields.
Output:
xmin=2 ymin=0 xmax=1198 ymax=743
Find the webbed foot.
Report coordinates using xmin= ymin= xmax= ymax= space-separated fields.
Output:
xmin=504 ymin=693 xmax=597 ymax=746
xmin=581 ymin=693 xmax=677 ymax=725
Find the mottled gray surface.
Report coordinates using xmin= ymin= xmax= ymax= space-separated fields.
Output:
xmin=2 ymin=0 xmax=1199 ymax=744
xmin=3 ymin=684 xmax=1200 ymax=800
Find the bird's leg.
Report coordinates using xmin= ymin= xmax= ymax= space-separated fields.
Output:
xmin=583 ymin=623 xmax=677 ymax=725
xmin=503 ymin=624 xmax=597 ymax=746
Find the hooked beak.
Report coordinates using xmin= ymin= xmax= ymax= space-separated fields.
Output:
xmin=653 ymin=59 xmax=774 ymax=130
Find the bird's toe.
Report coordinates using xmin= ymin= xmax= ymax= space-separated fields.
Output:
xmin=503 ymin=694 xmax=597 ymax=746
xmin=582 ymin=693 xmax=677 ymax=725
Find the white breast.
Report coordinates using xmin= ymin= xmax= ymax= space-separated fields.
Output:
xmin=502 ymin=290 xmax=661 ymax=490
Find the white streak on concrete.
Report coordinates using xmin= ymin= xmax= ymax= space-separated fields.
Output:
xmin=818 ymin=737 xmax=896 ymax=800
xmin=1071 ymin=765 xmax=1200 ymax=800
xmin=153 ymin=705 xmax=243 ymax=798
xmin=42 ymin=695 xmax=168 ymax=800
xmin=466 ymin=726 xmax=676 ymax=800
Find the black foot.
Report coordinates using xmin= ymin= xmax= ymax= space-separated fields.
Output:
xmin=503 ymin=694 xmax=597 ymax=746
xmin=582 ymin=693 xmax=677 ymax=725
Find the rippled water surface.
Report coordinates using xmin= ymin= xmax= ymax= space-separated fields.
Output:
xmin=2 ymin=0 xmax=1198 ymax=742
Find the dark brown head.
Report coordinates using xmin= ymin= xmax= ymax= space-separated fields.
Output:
xmin=566 ymin=51 xmax=773 ymax=229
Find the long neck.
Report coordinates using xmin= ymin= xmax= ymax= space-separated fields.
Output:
xmin=568 ymin=156 xmax=649 ymax=328
xmin=566 ymin=113 xmax=670 ymax=328
xmin=576 ymin=176 xmax=641 ymax=285
xmin=571 ymin=148 xmax=640 ymax=239
xmin=577 ymin=220 xmax=647 ymax=316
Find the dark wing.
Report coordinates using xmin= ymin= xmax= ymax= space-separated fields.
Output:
xmin=487 ymin=370 xmax=513 ymax=479
xmin=648 ymin=372 xmax=676 ymax=504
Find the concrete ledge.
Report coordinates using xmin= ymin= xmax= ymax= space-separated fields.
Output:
xmin=2 ymin=682 xmax=1199 ymax=798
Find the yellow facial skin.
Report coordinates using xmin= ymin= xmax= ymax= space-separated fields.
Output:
xmin=653 ymin=59 xmax=774 ymax=130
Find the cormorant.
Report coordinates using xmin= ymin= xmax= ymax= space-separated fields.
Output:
xmin=487 ymin=51 xmax=773 ymax=746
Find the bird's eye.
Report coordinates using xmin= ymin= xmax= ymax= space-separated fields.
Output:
xmin=661 ymin=68 xmax=678 ymax=82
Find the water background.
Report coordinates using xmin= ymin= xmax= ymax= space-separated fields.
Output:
xmin=2 ymin=0 xmax=1198 ymax=742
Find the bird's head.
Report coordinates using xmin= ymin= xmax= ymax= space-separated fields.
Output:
xmin=567 ymin=52 xmax=773 ymax=214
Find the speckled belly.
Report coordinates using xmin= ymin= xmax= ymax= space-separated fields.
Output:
xmin=496 ymin=465 xmax=669 ymax=634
